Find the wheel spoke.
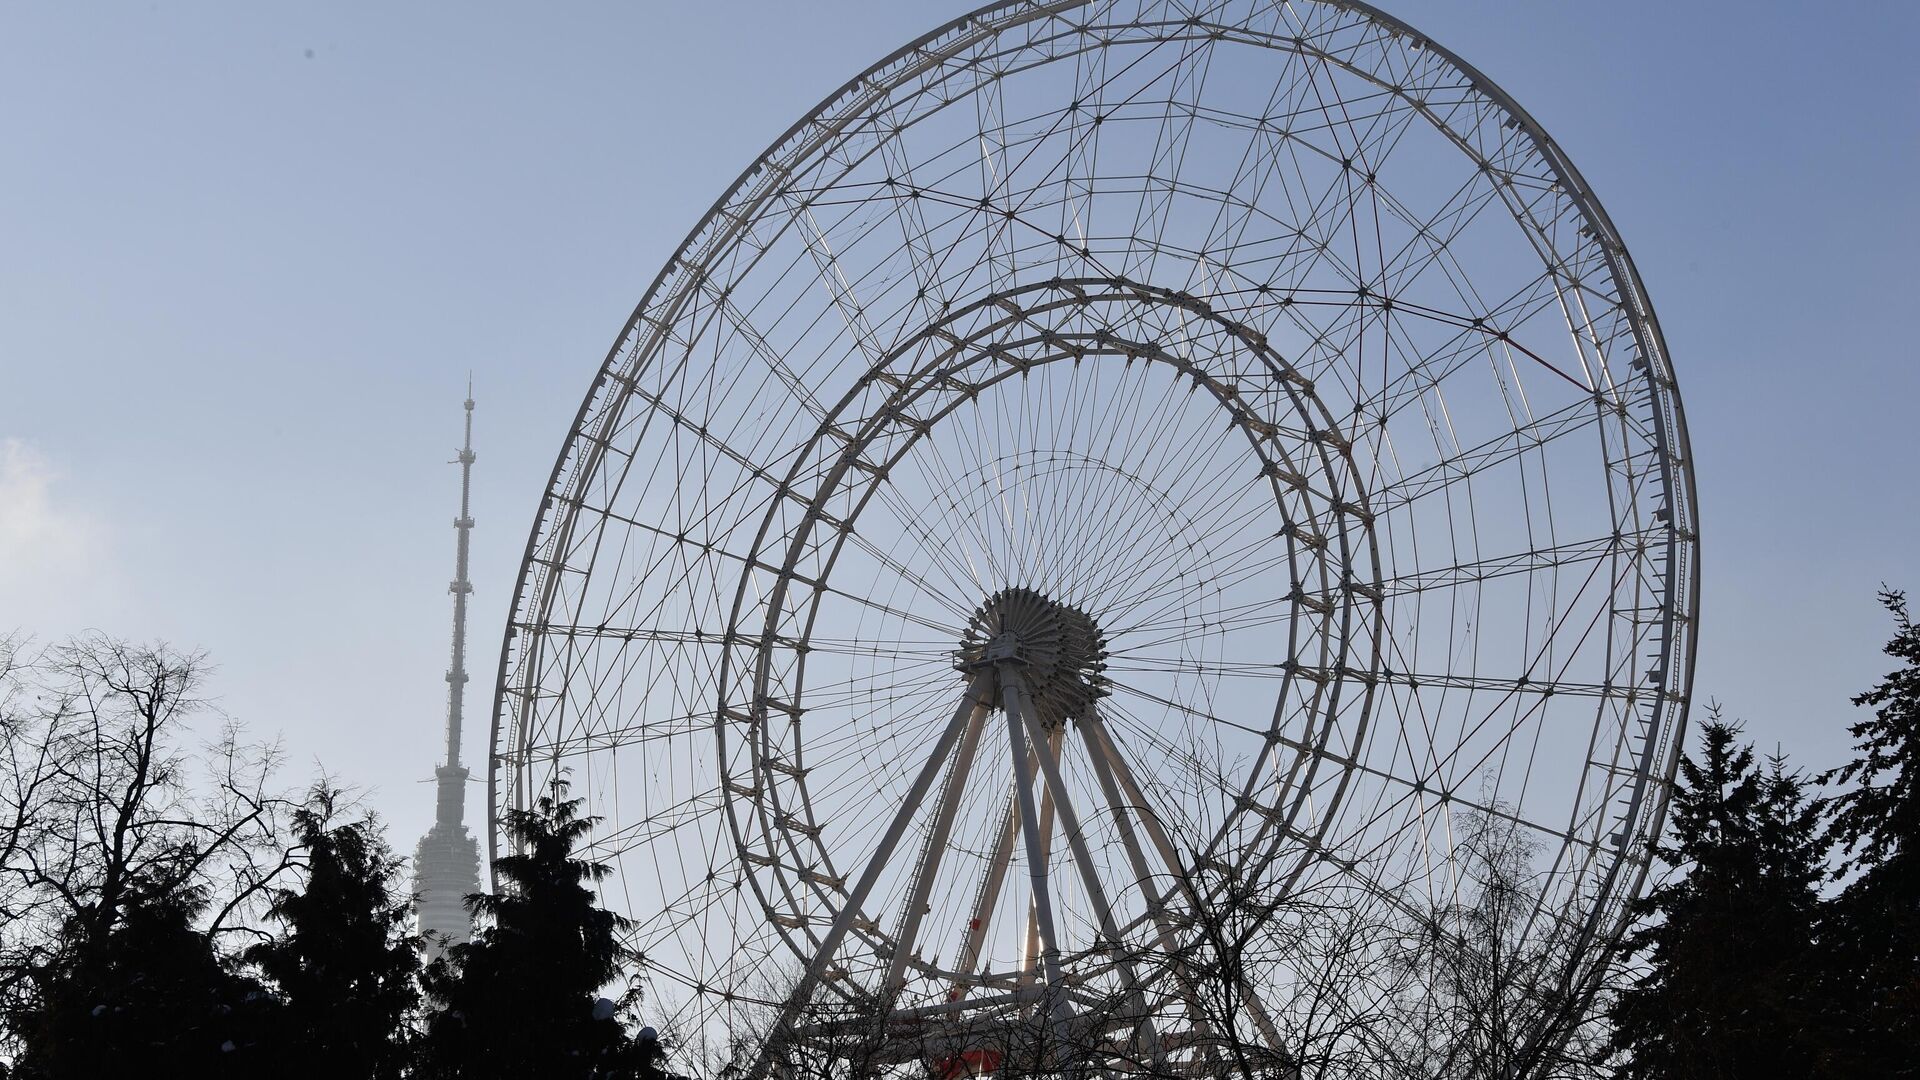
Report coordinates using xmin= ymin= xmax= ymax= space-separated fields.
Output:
xmin=499 ymin=3 xmax=1699 ymax=1067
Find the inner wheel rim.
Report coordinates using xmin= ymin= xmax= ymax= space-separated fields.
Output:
xmin=715 ymin=278 xmax=1381 ymax=1000
xmin=492 ymin=0 xmax=1700 ymax=1059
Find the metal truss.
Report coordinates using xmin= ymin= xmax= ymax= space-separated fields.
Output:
xmin=491 ymin=1 xmax=1699 ymax=1072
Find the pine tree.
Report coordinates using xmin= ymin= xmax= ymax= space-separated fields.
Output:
xmin=417 ymin=779 xmax=663 ymax=1080
xmin=1815 ymin=588 xmax=1920 ymax=1077
xmin=246 ymin=791 xmax=420 ymax=1080
xmin=1608 ymin=716 xmax=1826 ymax=1079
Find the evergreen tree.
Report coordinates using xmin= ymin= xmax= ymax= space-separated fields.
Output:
xmin=246 ymin=791 xmax=420 ymax=1080
xmin=9 ymin=880 xmax=272 ymax=1079
xmin=1816 ymin=588 xmax=1920 ymax=1076
xmin=1608 ymin=716 xmax=1826 ymax=1079
xmin=417 ymin=779 xmax=663 ymax=1080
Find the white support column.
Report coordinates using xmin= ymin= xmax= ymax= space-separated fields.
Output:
xmin=1077 ymin=716 xmax=1176 ymax=934
xmin=750 ymin=670 xmax=995 ymax=1080
xmin=954 ymin=787 xmax=1020 ymax=987
xmin=1079 ymin=709 xmax=1188 ymax=884
xmin=1006 ymin=681 xmax=1163 ymax=1062
xmin=1000 ymin=675 xmax=1067 ymax=993
xmin=1080 ymin=706 xmax=1287 ymax=1051
xmin=885 ymin=697 xmax=991 ymax=990
xmin=1078 ymin=710 xmax=1229 ymax=1056
xmin=1019 ymin=728 xmax=1061 ymax=987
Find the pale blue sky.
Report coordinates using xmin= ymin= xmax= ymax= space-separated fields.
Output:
xmin=3 ymin=1 xmax=1915 ymax=855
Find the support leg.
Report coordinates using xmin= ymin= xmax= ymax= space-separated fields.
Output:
xmin=1002 ymin=679 xmax=1066 ymax=993
xmin=1078 ymin=712 xmax=1220 ymax=1050
xmin=1019 ymin=728 xmax=1061 ymax=989
xmin=1005 ymin=681 xmax=1163 ymax=1064
xmin=748 ymin=672 xmax=995 ymax=1080
xmin=953 ymin=787 xmax=1019 ymax=991
xmin=885 ymin=698 xmax=991 ymax=990
xmin=1080 ymin=706 xmax=1288 ymax=1051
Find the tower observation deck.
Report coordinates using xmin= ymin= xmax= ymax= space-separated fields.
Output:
xmin=414 ymin=384 xmax=483 ymax=958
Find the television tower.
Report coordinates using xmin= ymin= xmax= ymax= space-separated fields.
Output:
xmin=414 ymin=382 xmax=483 ymax=958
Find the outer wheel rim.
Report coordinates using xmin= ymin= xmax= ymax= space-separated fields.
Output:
xmin=491 ymin=0 xmax=1701 ymax=1052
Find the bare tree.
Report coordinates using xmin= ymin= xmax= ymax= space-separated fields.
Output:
xmin=1151 ymin=865 xmax=1415 ymax=1080
xmin=0 ymin=634 xmax=300 ymax=1059
xmin=1375 ymin=809 xmax=1611 ymax=1080
xmin=718 ymin=847 xmax=1417 ymax=1080
xmin=683 ymin=783 xmax=1612 ymax=1080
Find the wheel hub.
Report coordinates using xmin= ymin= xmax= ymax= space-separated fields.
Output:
xmin=957 ymin=586 xmax=1109 ymax=729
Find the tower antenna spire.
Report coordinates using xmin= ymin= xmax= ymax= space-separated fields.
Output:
xmin=445 ymin=375 xmax=476 ymax=768
xmin=415 ymin=380 xmax=483 ymax=957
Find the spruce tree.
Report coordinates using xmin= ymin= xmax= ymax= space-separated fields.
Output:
xmin=1608 ymin=716 xmax=1825 ymax=1079
xmin=246 ymin=792 xmax=420 ymax=1080
xmin=417 ymin=779 xmax=662 ymax=1080
xmin=1816 ymin=588 xmax=1920 ymax=1076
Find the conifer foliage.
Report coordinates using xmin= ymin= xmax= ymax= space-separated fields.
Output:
xmin=417 ymin=779 xmax=664 ymax=1080
xmin=247 ymin=791 xmax=420 ymax=1080
xmin=8 ymin=882 xmax=272 ymax=1078
xmin=8 ymin=607 xmax=1920 ymax=1079
xmin=1816 ymin=589 xmax=1920 ymax=1076
xmin=1608 ymin=715 xmax=1826 ymax=1078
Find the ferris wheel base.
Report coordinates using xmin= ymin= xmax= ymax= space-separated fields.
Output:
xmin=781 ymin=995 xmax=1299 ymax=1080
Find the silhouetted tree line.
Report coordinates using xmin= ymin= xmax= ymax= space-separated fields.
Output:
xmin=0 ymin=635 xmax=667 ymax=1079
xmin=1606 ymin=588 xmax=1920 ymax=1079
xmin=1 ymin=589 xmax=1916 ymax=1079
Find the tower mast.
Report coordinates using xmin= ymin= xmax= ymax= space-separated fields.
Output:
xmin=415 ymin=381 xmax=483 ymax=957
xmin=444 ymin=379 xmax=476 ymax=771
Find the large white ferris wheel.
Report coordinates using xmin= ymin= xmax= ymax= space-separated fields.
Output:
xmin=492 ymin=0 xmax=1697 ymax=1072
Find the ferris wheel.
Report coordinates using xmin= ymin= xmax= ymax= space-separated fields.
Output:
xmin=491 ymin=0 xmax=1697 ymax=1071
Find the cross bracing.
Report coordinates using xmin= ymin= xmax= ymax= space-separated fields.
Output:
xmin=490 ymin=1 xmax=1698 ymax=1073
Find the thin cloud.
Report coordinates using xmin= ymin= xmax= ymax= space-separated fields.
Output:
xmin=0 ymin=438 xmax=111 ymax=627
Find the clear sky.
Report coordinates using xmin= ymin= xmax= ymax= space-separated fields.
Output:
xmin=3 ymin=1 xmax=1915 ymax=858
